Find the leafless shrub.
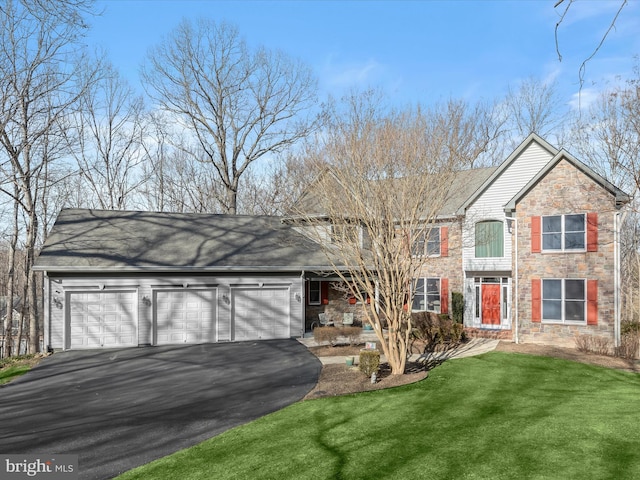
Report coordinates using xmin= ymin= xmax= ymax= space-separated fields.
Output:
xmin=574 ymin=334 xmax=611 ymax=356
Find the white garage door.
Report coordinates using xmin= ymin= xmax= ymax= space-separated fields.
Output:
xmin=232 ymin=287 xmax=290 ymax=341
xmin=68 ymin=291 xmax=137 ymax=349
xmin=155 ymin=289 xmax=217 ymax=345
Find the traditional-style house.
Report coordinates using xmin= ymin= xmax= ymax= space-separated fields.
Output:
xmin=34 ymin=134 xmax=630 ymax=350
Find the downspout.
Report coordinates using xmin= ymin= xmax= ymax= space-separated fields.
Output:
xmin=514 ymin=217 xmax=519 ymax=344
xmin=614 ymin=212 xmax=622 ymax=347
xmin=301 ymin=270 xmax=306 ymax=337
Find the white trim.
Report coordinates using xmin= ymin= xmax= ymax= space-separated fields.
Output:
xmin=540 ymin=278 xmax=587 ymax=325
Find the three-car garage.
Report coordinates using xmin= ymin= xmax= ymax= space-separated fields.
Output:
xmin=34 ymin=209 xmax=333 ymax=352
xmin=50 ymin=277 xmax=302 ymax=350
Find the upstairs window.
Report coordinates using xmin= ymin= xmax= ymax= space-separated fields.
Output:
xmin=331 ymin=222 xmax=360 ymax=245
xmin=475 ymin=221 xmax=504 ymax=258
xmin=542 ymin=214 xmax=585 ymax=251
xmin=412 ymin=227 xmax=441 ymax=257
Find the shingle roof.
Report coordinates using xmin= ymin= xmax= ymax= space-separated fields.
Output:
xmin=34 ymin=209 xmax=340 ymax=272
xmin=293 ymin=166 xmax=498 ymax=219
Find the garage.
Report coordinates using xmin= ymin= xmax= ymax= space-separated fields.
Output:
xmin=154 ymin=289 xmax=217 ymax=345
xmin=232 ymin=287 xmax=290 ymax=341
xmin=68 ymin=291 xmax=137 ymax=349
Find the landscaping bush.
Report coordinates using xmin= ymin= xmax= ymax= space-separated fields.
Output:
xmin=452 ymin=291 xmax=464 ymax=324
xmin=359 ymin=349 xmax=380 ymax=376
xmin=411 ymin=311 xmax=466 ymax=349
xmin=575 ymin=334 xmax=612 ymax=356
xmin=313 ymin=326 xmax=340 ymax=346
xmin=615 ymin=321 xmax=640 ymax=359
xmin=313 ymin=326 xmax=362 ymax=346
xmin=341 ymin=326 xmax=362 ymax=346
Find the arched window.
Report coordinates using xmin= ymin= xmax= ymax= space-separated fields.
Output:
xmin=475 ymin=220 xmax=504 ymax=258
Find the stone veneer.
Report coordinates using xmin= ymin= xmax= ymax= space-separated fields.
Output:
xmin=515 ymin=158 xmax=620 ymax=348
xmin=413 ymin=221 xmax=464 ymax=314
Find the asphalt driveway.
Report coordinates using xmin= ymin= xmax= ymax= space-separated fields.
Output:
xmin=0 ymin=339 xmax=321 ymax=479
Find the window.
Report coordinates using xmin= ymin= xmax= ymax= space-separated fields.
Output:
xmin=475 ymin=221 xmax=504 ymax=257
xmin=308 ymin=280 xmax=321 ymax=305
xmin=542 ymin=279 xmax=585 ymax=323
xmin=412 ymin=278 xmax=440 ymax=313
xmin=331 ymin=222 xmax=360 ymax=244
xmin=542 ymin=214 xmax=585 ymax=251
xmin=412 ymin=228 xmax=441 ymax=257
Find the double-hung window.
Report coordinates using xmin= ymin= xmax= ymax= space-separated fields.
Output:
xmin=542 ymin=214 xmax=585 ymax=251
xmin=412 ymin=278 xmax=441 ymax=313
xmin=412 ymin=228 xmax=440 ymax=257
xmin=542 ymin=279 xmax=585 ymax=323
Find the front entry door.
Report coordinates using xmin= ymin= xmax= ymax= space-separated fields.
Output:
xmin=481 ymin=284 xmax=501 ymax=325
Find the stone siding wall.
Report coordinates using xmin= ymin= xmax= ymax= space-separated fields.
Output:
xmin=413 ymin=220 xmax=464 ymax=314
xmin=515 ymin=159 xmax=619 ymax=347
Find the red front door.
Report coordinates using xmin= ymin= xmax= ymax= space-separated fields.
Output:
xmin=481 ymin=284 xmax=501 ymax=325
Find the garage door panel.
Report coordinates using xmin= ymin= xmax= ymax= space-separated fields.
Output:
xmin=155 ymin=289 xmax=217 ymax=345
xmin=68 ymin=290 xmax=137 ymax=349
xmin=232 ymin=287 xmax=290 ymax=341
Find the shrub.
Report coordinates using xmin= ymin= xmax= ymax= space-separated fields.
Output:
xmin=411 ymin=311 xmax=466 ymax=349
xmin=359 ymin=349 xmax=380 ymax=376
xmin=313 ymin=326 xmax=362 ymax=346
xmin=575 ymin=335 xmax=611 ymax=356
xmin=616 ymin=322 xmax=640 ymax=359
xmin=451 ymin=291 xmax=464 ymax=324
xmin=341 ymin=326 xmax=362 ymax=346
xmin=313 ymin=326 xmax=340 ymax=346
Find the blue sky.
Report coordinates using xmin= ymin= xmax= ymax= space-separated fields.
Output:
xmin=88 ymin=0 xmax=640 ymax=110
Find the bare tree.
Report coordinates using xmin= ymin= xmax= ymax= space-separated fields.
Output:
xmin=0 ymin=0 xmax=97 ymax=353
xmin=555 ymin=0 xmax=629 ymax=91
xmin=69 ymin=60 xmax=149 ymax=210
xmin=504 ymin=76 xmax=566 ymax=144
xmin=292 ymin=93 xmax=498 ymax=374
xmin=141 ymin=19 xmax=319 ymax=214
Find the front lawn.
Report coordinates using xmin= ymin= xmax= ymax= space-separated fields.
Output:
xmin=118 ymin=352 xmax=640 ymax=480
xmin=0 ymin=355 xmax=42 ymax=385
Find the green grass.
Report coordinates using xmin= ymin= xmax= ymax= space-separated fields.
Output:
xmin=118 ymin=352 xmax=640 ymax=480
xmin=0 ymin=355 xmax=39 ymax=385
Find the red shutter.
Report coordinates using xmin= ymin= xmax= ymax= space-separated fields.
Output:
xmin=587 ymin=213 xmax=598 ymax=252
xmin=440 ymin=278 xmax=449 ymax=314
xmin=587 ymin=280 xmax=598 ymax=325
xmin=440 ymin=226 xmax=449 ymax=257
xmin=531 ymin=279 xmax=541 ymax=322
xmin=321 ymin=281 xmax=329 ymax=305
xmin=531 ymin=216 xmax=541 ymax=253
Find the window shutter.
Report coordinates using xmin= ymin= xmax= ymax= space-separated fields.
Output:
xmin=531 ymin=279 xmax=541 ymax=322
xmin=321 ymin=281 xmax=329 ymax=304
xmin=587 ymin=213 xmax=598 ymax=252
xmin=531 ymin=216 xmax=541 ymax=253
xmin=587 ymin=280 xmax=598 ymax=325
xmin=441 ymin=226 xmax=449 ymax=257
xmin=440 ymin=278 xmax=449 ymax=314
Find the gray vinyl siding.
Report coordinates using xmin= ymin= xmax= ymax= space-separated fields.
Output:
xmin=43 ymin=273 xmax=303 ymax=350
xmin=463 ymin=141 xmax=554 ymax=272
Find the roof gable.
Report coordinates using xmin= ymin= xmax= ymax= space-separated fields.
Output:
xmin=505 ymin=149 xmax=631 ymax=212
xmin=456 ymin=133 xmax=559 ymax=215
